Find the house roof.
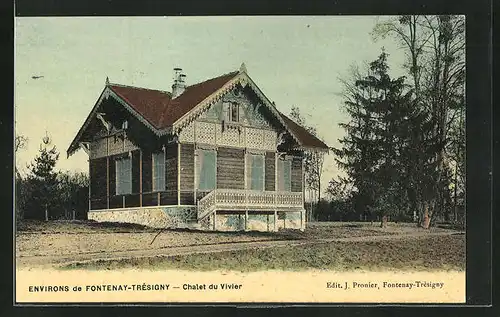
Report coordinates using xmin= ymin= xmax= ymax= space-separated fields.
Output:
xmin=109 ymin=70 xmax=239 ymax=130
xmin=68 ymin=66 xmax=329 ymax=157
xmin=279 ymin=113 xmax=329 ymax=150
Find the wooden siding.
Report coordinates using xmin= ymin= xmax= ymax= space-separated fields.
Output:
xmin=91 ymin=146 xmax=184 ymax=210
xmin=179 ymin=144 xmax=194 ymax=191
xmin=109 ymin=195 xmax=123 ymax=209
xmin=89 ymin=157 xmax=107 ymax=200
xmin=165 ymin=143 xmax=178 ymax=191
xmin=196 ymin=190 xmax=211 ymax=202
xmin=125 ymin=194 xmax=140 ymax=208
xmin=131 ymin=150 xmax=140 ymax=193
xmin=90 ymin=198 xmax=107 ymax=210
xmin=217 ymin=147 xmax=245 ymax=189
xmin=109 ymin=156 xmax=116 ymax=196
xmin=160 ymin=191 xmax=177 ymax=205
xmin=291 ymin=157 xmax=303 ymax=192
xmin=265 ymin=151 xmax=275 ymax=191
xmin=88 ymin=141 xmax=303 ymax=212
xmin=142 ymin=151 xmax=152 ymax=193
xmin=142 ymin=192 xmax=158 ymax=206
xmin=180 ymin=191 xmax=195 ymax=205
xmin=90 ymin=135 xmax=139 ymax=160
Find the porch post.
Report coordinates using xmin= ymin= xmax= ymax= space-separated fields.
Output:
xmin=106 ymin=156 xmax=109 ymax=209
xmin=301 ymin=209 xmax=304 ymax=231
xmin=88 ymin=159 xmax=91 ymax=211
xmin=177 ymin=142 xmax=181 ymax=205
xmin=245 ymin=210 xmax=248 ymax=231
xmin=213 ymin=211 xmax=217 ymax=231
xmin=106 ymin=133 xmax=110 ymax=209
xmin=274 ymin=210 xmax=277 ymax=232
xmin=275 ymin=151 xmax=278 ymax=191
xmin=139 ymin=150 xmax=143 ymax=207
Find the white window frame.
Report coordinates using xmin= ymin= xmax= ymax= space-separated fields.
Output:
xmin=224 ymin=102 xmax=239 ymax=123
xmin=152 ymin=151 xmax=166 ymax=192
xmin=229 ymin=103 xmax=239 ymax=122
xmin=115 ymin=156 xmax=132 ymax=195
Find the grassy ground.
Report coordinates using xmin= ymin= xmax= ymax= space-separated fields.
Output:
xmin=16 ymin=220 xmax=290 ymax=259
xmin=63 ymin=233 xmax=465 ymax=272
xmin=17 ymin=220 xmax=464 ymax=270
xmin=16 ymin=219 xmax=155 ymax=233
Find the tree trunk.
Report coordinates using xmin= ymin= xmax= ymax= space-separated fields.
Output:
xmin=422 ymin=204 xmax=430 ymax=229
xmin=380 ymin=215 xmax=388 ymax=228
xmin=317 ymin=177 xmax=321 ymax=205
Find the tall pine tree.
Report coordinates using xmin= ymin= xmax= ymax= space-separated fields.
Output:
xmin=25 ymin=134 xmax=60 ymax=220
xmin=334 ymin=50 xmax=439 ymax=227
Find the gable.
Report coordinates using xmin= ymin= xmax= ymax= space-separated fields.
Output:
xmin=176 ymin=74 xmax=329 ymax=152
xmin=198 ymin=85 xmax=275 ymax=130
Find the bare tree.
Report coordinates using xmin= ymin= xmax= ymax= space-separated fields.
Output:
xmin=373 ymin=15 xmax=432 ymax=99
xmin=372 ymin=15 xmax=465 ymax=228
xmin=289 ymin=107 xmax=326 ymax=221
xmin=15 ymin=134 xmax=28 ymax=179
xmin=15 ymin=135 xmax=28 ymax=153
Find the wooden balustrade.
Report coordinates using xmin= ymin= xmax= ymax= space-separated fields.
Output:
xmin=197 ymin=189 xmax=303 ymax=220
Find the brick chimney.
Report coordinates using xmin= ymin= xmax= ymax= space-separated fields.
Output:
xmin=172 ymin=67 xmax=186 ymax=99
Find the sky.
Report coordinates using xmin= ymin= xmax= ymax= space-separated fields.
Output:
xmin=14 ymin=16 xmax=406 ymax=194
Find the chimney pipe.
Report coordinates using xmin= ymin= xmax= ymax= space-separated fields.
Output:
xmin=172 ymin=68 xmax=186 ymax=98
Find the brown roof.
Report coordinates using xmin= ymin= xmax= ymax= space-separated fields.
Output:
xmin=68 ymin=69 xmax=329 ymax=157
xmin=278 ymin=112 xmax=329 ymax=150
xmin=109 ymin=70 xmax=239 ymax=129
xmin=101 ymin=70 xmax=329 ymax=151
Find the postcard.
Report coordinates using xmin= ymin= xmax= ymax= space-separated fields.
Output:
xmin=14 ymin=15 xmax=466 ymax=304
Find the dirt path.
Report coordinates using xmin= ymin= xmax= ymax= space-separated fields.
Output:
xmin=16 ymin=230 xmax=461 ymax=268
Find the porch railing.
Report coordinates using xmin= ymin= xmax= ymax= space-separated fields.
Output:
xmin=197 ymin=189 xmax=303 ymax=221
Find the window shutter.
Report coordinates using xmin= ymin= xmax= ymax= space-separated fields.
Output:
xmin=125 ymin=157 xmax=132 ymax=194
xmin=206 ymin=151 xmax=216 ymax=189
xmin=284 ymin=160 xmax=291 ymax=191
xmin=152 ymin=152 xmax=166 ymax=192
xmin=246 ymin=153 xmax=251 ymax=189
xmin=277 ymin=159 xmax=283 ymax=191
xmin=115 ymin=159 xmax=121 ymax=195
xmin=277 ymin=159 xmax=291 ymax=191
xmin=223 ymin=103 xmax=230 ymax=122
xmin=196 ymin=150 xmax=203 ymax=189
xmin=160 ymin=152 xmax=165 ymax=190
xmin=249 ymin=154 xmax=264 ymax=190
xmin=197 ymin=150 xmax=216 ymax=190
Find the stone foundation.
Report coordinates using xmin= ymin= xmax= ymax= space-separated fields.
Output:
xmin=88 ymin=206 xmax=196 ymax=229
xmin=202 ymin=210 xmax=305 ymax=232
xmin=89 ymin=207 xmax=305 ymax=232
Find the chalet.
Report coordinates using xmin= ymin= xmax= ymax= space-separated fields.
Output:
xmin=67 ymin=63 xmax=328 ymax=231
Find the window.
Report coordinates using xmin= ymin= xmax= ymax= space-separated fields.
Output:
xmin=247 ymin=154 xmax=265 ymax=190
xmin=116 ymin=157 xmax=132 ymax=195
xmin=224 ymin=102 xmax=239 ymax=122
xmin=152 ymin=152 xmax=165 ymax=191
xmin=196 ymin=150 xmax=216 ymax=190
xmin=277 ymin=159 xmax=291 ymax=191
xmin=230 ymin=103 xmax=239 ymax=122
